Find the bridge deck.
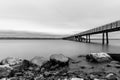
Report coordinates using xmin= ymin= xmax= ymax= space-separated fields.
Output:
xmin=74 ymin=20 xmax=120 ymax=36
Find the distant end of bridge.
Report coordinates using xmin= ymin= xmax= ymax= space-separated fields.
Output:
xmin=63 ymin=20 xmax=120 ymax=45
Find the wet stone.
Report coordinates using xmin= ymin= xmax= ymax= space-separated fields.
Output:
xmin=106 ymin=73 xmax=118 ymax=80
xmin=114 ymin=65 xmax=120 ymax=69
xmin=0 ymin=65 xmax=12 ymax=78
xmin=80 ymin=66 xmax=86 ymax=69
xmin=1 ymin=57 xmax=23 ymax=66
xmin=0 ymin=54 xmax=119 ymax=80
xmin=50 ymin=54 xmax=69 ymax=64
xmin=41 ymin=54 xmax=70 ymax=71
xmin=31 ymin=56 xmax=48 ymax=67
xmin=106 ymin=64 xmax=111 ymax=67
xmin=86 ymin=52 xmax=112 ymax=63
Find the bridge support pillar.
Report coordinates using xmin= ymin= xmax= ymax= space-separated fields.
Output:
xmin=75 ymin=36 xmax=77 ymax=41
xmin=102 ymin=33 xmax=105 ymax=44
xmin=81 ymin=37 xmax=83 ymax=42
xmin=106 ymin=32 xmax=109 ymax=44
xmin=78 ymin=36 xmax=81 ymax=42
xmin=86 ymin=35 xmax=88 ymax=43
xmin=73 ymin=36 xmax=75 ymax=41
xmin=88 ymin=35 xmax=90 ymax=43
xmin=75 ymin=36 xmax=79 ymax=41
xmin=80 ymin=37 xmax=81 ymax=42
xmin=77 ymin=36 xmax=79 ymax=41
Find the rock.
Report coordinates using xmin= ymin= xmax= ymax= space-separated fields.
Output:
xmin=0 ymin=78 xmax=8 ymax=80
xmin=31 ymin=56 xmax=48 ymax=67
xmin=50 ymin=54 xmax=69 ymax=64
xmin=106 ymin=73 xmax=118 ymax=80
xmin=0 ymin=64 xmax=13 ymax=70
xmin=13 ymin=59 xmax=40 ymax=71
xmin=70 ymin=78 xmax=84 ymax=80
xmin=23 ymin=71 xmax=35 ymax=80
xmin=89 ymin=74 xmax=96 ymax=79
xmin=8 ymin=59 xmax=40 ymax=79
xmin=1 ymin=57 xmax=23 ymax=66
xmin=42 ymin=54 xmax=69 ymax=70
xmin=86 ymin=52 xmax=112 ymax=62
xmin=7 ymin=77 xmax=17 ymax=80
xmin=8 ymin=77 xmax=26 ymax=80
xmin=34 ymin=75 xmax=44 ymax=80
xmin=110 ymin=61 xmax=120 ymax=65
xmin=63 ymin=78 xmax=83 ymax=80
xmin=0 ymin=65 xmax=12 ymax=78
xmin=108 ymin=53 xmax=120 ymax=62
xmin=94 ymin=79 xmax=101 ymax=80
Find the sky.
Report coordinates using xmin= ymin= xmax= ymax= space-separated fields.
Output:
xmin=0 ymin=0 xmax=120 ymax=35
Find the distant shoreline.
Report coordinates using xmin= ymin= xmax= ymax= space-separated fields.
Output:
xmin=0 ymin=37 xmax=62 ymax=40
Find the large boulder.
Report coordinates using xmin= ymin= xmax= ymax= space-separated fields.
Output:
xmin=31 ymin=56 xmax=48 ymax=67
xmin=50 ymin=54 xmax=69 ymax=64
xmin=1 ymin=57 xmax=23 ymax=66
xmin=86 ymin=52 xmax=112 ymax=63
xmin=50 ymin=54 xmax=69 ymax=67
xmin=41 ymin=54 xmax=69 ymax=71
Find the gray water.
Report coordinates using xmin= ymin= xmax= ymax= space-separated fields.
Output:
xmin=0 ymin=39 xmax=120 ymax=60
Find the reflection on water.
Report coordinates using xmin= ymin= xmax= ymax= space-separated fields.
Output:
xmin=0 ymin=40 xmax=119 ymax=60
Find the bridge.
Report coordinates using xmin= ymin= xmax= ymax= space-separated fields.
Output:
xmin=63 ymin=20 xmax=120 ymax=44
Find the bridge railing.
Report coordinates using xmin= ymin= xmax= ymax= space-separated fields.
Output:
xmin=77 ymin=20 xmax=120 ymax=36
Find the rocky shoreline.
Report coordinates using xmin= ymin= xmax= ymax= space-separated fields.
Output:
xmin=0 ymin=53 xmax=120 ymax=80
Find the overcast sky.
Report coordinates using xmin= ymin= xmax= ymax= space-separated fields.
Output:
xmin=0 ymin=0 xmax=120 ymax=35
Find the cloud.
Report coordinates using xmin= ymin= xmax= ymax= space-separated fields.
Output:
xmin=0 ymin=0 xmax=120 ymax=35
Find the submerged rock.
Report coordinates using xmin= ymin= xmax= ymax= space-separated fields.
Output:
xmin=1 ymin=57 xmax=23 ymax=66
xmin=31 ymin=56 xmax=48 ymax=67
xmin=86 ymin=52 xmax=112 ymax=62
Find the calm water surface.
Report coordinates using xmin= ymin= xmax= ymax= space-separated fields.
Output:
xmin=0 ymin=40 xmax=120 ymax=60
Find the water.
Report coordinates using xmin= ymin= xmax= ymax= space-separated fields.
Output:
xmin=0 ymin=39 xmax=120 ymax=60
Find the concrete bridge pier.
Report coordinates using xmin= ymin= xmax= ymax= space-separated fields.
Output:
xmin=106 ymin=32 xmax=109 ymax=44
xmin=78 ymin=36 xmax=81 ymax=42
xmin=80 ymin=37 xmax=83 ymax=42
xmin=78 ymin=36 xmax=84 ymax=42
xmin=102 ymin=32 xmax=109 ymax=45
xmin=86 ymin=35 xmax=88 ymax=43
xmin=102 ymin=32 xmax=105 ymax=44
xmin=79 ymin=37 xmax=81 ymax=42
xmin=88 ymin=35 xmax=91 ymax=43
xmin=74 ymin=36 xmax=77 ymax=41
xmin=75 ymin=36 xmax=79 ymax=41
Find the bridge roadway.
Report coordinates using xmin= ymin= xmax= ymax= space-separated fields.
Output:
xmin=63 ymin=20 xmax=120 ymax=44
